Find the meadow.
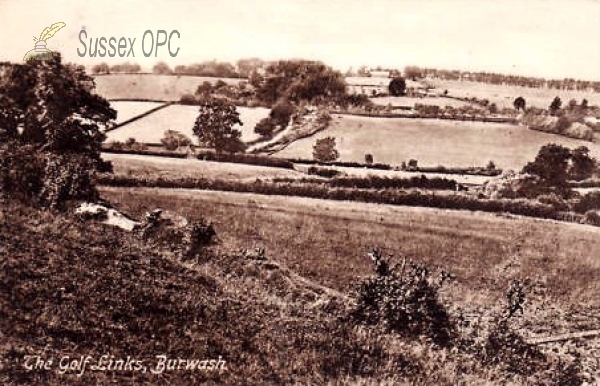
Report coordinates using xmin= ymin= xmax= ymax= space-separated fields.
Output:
xmin=101 ymin=187 xmax=600 ymax=336
xmin=370 ymin=96 xmax=473 ymax=108
xmin=426 ymin=78 xmax=600 ymax=110
xmin=105 ymin=103 xmax=269 ymax=144
xmin=93 ymin=74 xmax=244 ymax=101
xmin=276 ymin=114 xmax=600 ymax=170
xmin=109 ymin=100 xmax=166 ymax=124
xmin=103 ymin=152 xmax=304 ymax=181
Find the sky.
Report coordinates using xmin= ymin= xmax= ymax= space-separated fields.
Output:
xmin=1 ymin=0 xmax=600 ymax=80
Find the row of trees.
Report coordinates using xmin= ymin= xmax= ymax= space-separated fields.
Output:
xmin=411 ymin=66 xmax=600 ymax=92
xmin=91 ymin=58 xmax=272 ymax=78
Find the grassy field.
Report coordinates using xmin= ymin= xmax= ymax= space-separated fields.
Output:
xmin=93 ymin=74 xmax=244 ymax=101
xmin=109 ymin=100 xmax=166 ymax=124
xmin=102 ymin=152 xmax=304 ymax=181
xmin=105 ymin=104 xmax=269 ymax=144
xmin=370 ymin=96 xmax=473 ymax=108
xmin=427 ymin=78 xmax=600 ymax=110
xmin=100 ymin=187 xmax=600 ymax=303
xmin=276 ymin=114 xmax=600 ymax=170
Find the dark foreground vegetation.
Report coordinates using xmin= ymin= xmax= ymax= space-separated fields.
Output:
xmin=0 ymin=196 xmax=587 ymax=385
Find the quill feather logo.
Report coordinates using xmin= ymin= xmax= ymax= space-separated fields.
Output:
xmin=23 ymin=22 xmax=66 ymax=61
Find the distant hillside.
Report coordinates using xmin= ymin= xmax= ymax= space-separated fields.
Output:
xmin=93 ymin=74 xmax=244 ymax=102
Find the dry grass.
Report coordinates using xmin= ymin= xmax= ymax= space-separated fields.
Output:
xmin=427 ymin=78 xmax=600 ymax=110
xmin=102 ymin=152 xmax=304 ymax=181
xmin=93 ymin=74 xmax=244 ymax=101
xmin=109 ymin=101 xmax=165 ymax=124
xmin=105 ymin=104 xmax=269 ymax=144
xmin=100 ymin=187 xmax=600 ymax=309
xmin=371 ymin=96 xmax=472 ymax=108
xmin=276 ymin=114 xmax=600 ymax=170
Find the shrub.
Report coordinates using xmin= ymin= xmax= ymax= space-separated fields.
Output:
xmin=573 ymin=191 xmax=600 ymax=213
xmin=161 ymin=130 xmax=193 ymax=151
xmin=351 ymin=250 xmax=455 ymax=346
xmin=482 ymin=318 xmax=545 ymax=375
xmin=140 ymin=212 xmax=216 ymax=259
xmin=0 ymin=142 xmax=98 ymax=209
xmin=254 ymin=117 xmax=277 ymax=138
xmin=312 ymin=137 xmax=339 ymax=163
xmin=583 ymin=210 xmax=600 ymax=226
xmin=0 ymin=141 xmax=45 ymax=203
xmin=39 ymin=153 xmax=99 ymax=209
xmin=179 ymin=93 xmax=198 ymax=105
xmin=270 ymin=100 xmax=296 ymax=128
xmin=537 ymin=193 xmax=569 ymax=212
xmin=307 ymin=166 xmax=340 ymax=178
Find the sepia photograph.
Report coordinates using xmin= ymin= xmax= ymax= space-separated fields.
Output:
xmin=1 ymin=0 xmax=600 ymax=384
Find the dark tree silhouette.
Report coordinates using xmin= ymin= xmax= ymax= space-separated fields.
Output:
xmin=388 ymin=77 xmax=407 ymax=96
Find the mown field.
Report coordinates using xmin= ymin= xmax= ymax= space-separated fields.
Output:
xmin=105 ymin=103 xmax=269 ymax=144
xmin=109 ymin=101 xmax=166 ymax=124
xmin=426 ymin=78 xmax=600 ymax=110
xmin=102 ymin=152 xmax=304 ymax=181
xmin=93 ymin=74 xmax=244 ymax=101
xmin=370 ymin=95 xmax=474 ymax=108
xmin=277 ymin=114 xmax=600 ymax=170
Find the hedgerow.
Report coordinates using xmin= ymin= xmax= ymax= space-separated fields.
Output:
xmin=98 ymin=174 xmax=560 ymax=220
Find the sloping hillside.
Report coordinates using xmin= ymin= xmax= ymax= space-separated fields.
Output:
xmin=94 ymin=74 xmax=244 ymax=102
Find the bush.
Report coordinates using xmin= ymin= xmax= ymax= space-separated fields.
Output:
xmin=270 ymin=100 xmax=296 ymax=128
xmin=197 ymin=151 xmax=295 ymax=169
xmin=537 ymin=193 xmax=569 ymax=212
xmin=583 ymin=210 xmax=600 ymax=226
xmin=0 ymin=141 xmax=45 ymax=203
xmin=482 ymin=318 xmax=545 ymax=375
xmin=573 ymin=191 xmax=600 ymax=213
xmin=351 ymin=250 xmax=455 ymax=346
xmin=312 ymin=137 xmax=339 ymax=163
xmin=161 ymin=130 xmax=193 ymax=151
xmin=0 ymin=142 xmax=98 ymax=209
xmin=307 ymin=166 xmax=340 ymax=178
xmin=254 ymin=117 xmax=277 ymax=138
xmin=38 ymin=153 xmax=99 ymax=209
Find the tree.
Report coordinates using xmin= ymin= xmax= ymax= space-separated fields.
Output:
xmin=569 ymin=146 xmax=596 ymax=181
xmin=192 ymin=97 xmax=246 ymax=153
xmin=0 ymin=55 xmax=115 ymax=207
xmin=269 ymin=100 xmax=296 ymax=128
xmin=513 ymin=96 xmax=526 ymax=111
xmin=388 ymin=77 xmax=407 ymax=96
xmin=364 ymin=153 xmax=374 ymax=165
xmin=404 ymin=66 xmax=423 ymax=80
xmin=253 ymin=60 xmax=347 ymax=105
xmin=91 ymin=62 xmax=110 ymax=74
xmin=312 ymin=137 xmax=339 ymax=162
xmin=153 ymin=61 xmax=173 ymax=75
xmin=196 ymin=81 xmax=213 ymax=97
xmin=549 ymin=96 xmax=562 ymax=115
xmin=522 ymin=143 xmax=572 ymax=187
xmin=161 ymin=130 xmax=192 ymax=150
xmin=254 ymin=117 xmax=277 ymax=138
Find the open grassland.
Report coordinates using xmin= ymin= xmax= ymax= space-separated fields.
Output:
xmin=427 ymin=78 xmax=600 ymax=110
xmin=93 ymin=74 xmax=244 ymax=101
xmin=105 ymin=104 xmax=269 ymax=144
xmin=277 ymin=114 xmax=600 ymax=170
xmin=109 ymin=100 xmax=166 ymax=124
xmin=102 ymin=152 xmax=304 ymax=181
xmin=370 ymin=96 xmax=473 ymax=108
xmin=101 ymin=187 xmax=600 ymax=308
